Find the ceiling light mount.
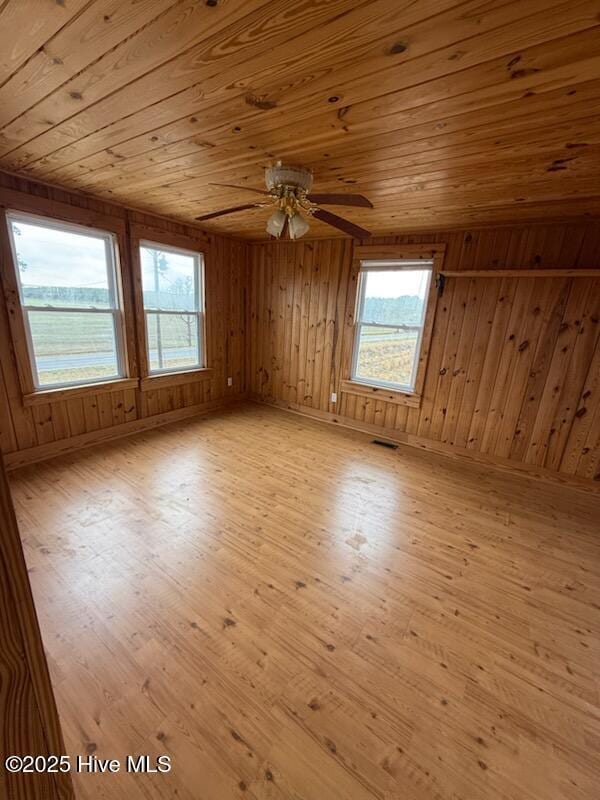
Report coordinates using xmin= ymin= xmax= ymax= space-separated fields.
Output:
xmin=265 ymin=162 xmax=313 ymax=195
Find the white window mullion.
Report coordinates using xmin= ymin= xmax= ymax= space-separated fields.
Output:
xmin=25 ymin=305 xmax=118 ymax=314
xmin=111 ymin=307 xmax=126 ymax=379
xmin=22 ymin=307 xmax=41 ymax=388
xmin=198 ymin=310 xmax=205 ymax=367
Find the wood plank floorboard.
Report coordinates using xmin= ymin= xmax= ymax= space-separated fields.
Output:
xmin=8 ymin=403 xmax=600 ymax=800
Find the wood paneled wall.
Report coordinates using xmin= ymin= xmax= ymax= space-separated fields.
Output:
xmin=248 ymin=224 xmax=600 ymax=486
xmin=1 ymin=0 xmax=600 ymax=238
xmin=0 ymin=452 xmax=74 ymax=799
xmin=0 ymin=172 xmax=248 ymax=467
xmin=2 ymin=170 xmax=599 ymax=487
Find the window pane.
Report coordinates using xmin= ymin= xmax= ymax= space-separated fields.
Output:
xmin=355 ymin=325 xmax=419 ymax=389
xmin=140 ymin=245 xmax=198 ymax=311
xmin=28 ymin=311 xmax=120 ymax=387
xmin=146 ymin=313 xmax=200 ymax=372
xmin=360 ymin=269 xmax=430 ymax=326
xmin=10 ymin=219 xmax=113 ymax=308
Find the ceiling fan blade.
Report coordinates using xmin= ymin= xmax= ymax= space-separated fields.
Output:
xmin=312 ymin=208 xmax=371 ymax=239
xmin=210 ymin=182 xmax=269 ymax=196
xmin=307 ymin=193 xmax=373 ymax=208
xmin=195 ymin=203 xmax=262 ymax=221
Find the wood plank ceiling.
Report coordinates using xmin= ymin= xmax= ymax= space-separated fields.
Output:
xmin=1 ymin=0 xmax=600 ymax=240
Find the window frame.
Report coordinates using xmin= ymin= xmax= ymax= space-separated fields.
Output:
xmin=138 ymin=238 xmax=207 ymax=378
xmin=341 ymin=244 xmax=445 ymax=409
xmin=351 ymin=260 xmax=434 ymax=395
xmin=5 ymin=209 xmax=129 ymax=393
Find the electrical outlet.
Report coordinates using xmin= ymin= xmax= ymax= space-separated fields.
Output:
xmin=227 ymin=377 xmax=233 ymax=387
xmin=330 ymin=392 xmax=337 ymax=403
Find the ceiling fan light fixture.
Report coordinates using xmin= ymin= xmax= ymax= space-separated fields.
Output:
xmin=288 ymin=212 xmax=310 ymax=240
xmin=201 ymin=162 xmax=372 ymax=238
xmin=265 ymin=162 xmax=313 ymax=194
xmin=266 ymin=208 xmax=286 ymax=238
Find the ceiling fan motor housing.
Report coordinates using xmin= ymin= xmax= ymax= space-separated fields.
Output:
xmin=265 ymin=163 xmax=313 ymax=195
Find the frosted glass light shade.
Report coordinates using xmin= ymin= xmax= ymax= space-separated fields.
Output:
xmin=288 ymin=212 xmax=310 ymax=240
xmin=266 ymin=209 xmax=286 ymax=238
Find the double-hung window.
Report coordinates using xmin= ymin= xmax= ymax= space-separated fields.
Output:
xmin=139 ymin=241 xmax=205 ymax=374
xmin=6 ymin=211 xmax=126 ymax=390
xmin=351 ymin=260 xmax=433 ymax=394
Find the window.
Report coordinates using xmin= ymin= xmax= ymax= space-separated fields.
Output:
xmin=139 ymin=241 xmax=205 ymax=374
xmin=351 ymin=260 xmax=433 ymax=393
xmin=6 ymin=212 xmax=126 ymax=390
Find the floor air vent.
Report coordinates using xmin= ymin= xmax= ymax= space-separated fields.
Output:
xmin=372 ymin=439 xmax=398 ymax=449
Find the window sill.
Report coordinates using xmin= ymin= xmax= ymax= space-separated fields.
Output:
xmin=340 ymin=379 xmax=421 ymax=408
xmin=140 ymin=367 xmax=213 ymax=391
xmin=23 ymin=377 xmax=139 ymax=407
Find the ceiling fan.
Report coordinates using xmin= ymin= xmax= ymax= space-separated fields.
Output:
xmin=195 ymin=162 xmax=373 ymax=239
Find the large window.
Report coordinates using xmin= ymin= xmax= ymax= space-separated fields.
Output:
xmin=139 ymin=241 xmax=205 ymax=374
xmin=351 ymin=260 xmax=433 ymax=393
xmin=6 ymin=212 xmax=126 ymax=390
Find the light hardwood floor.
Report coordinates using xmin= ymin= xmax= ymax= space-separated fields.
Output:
xmin=9 ymin=403 xmax=600 ymax=800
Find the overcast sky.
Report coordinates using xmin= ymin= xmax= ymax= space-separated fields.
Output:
xmin=10 ymin=220 xmax=111 ymax=289
xmin=365 ymin=268 xmax=430 ymax=299
xmin=10 ymin=219 xmax=193 ymax=291
xmin=11 ymin=218 xmax=424 ymax=300
xmin=140 ymin=245 xmax=195 ymax=293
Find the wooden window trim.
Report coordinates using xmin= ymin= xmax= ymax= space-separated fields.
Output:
xmin=139 ymin=367 xmax=213 ymax=391
xmin=340 ymin=379 xmax=422 ymax=408
xmin=0 ymin=197 xmax=138 ymax=402
xmin=341 ymin=243 xmax=446 ymax=408
xmin=23 ymin=378 xmax=139 ymax=407
xmin=130 ymin=223 xmax=212 ymax=386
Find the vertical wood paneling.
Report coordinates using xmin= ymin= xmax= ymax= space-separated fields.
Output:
xmin=0 ymin=453 xmax=74 ymax=799
xmin=250 ymin=223 xmax=600 ymax=483
xmin=0 ymin=172 xmax=248 ymax=461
